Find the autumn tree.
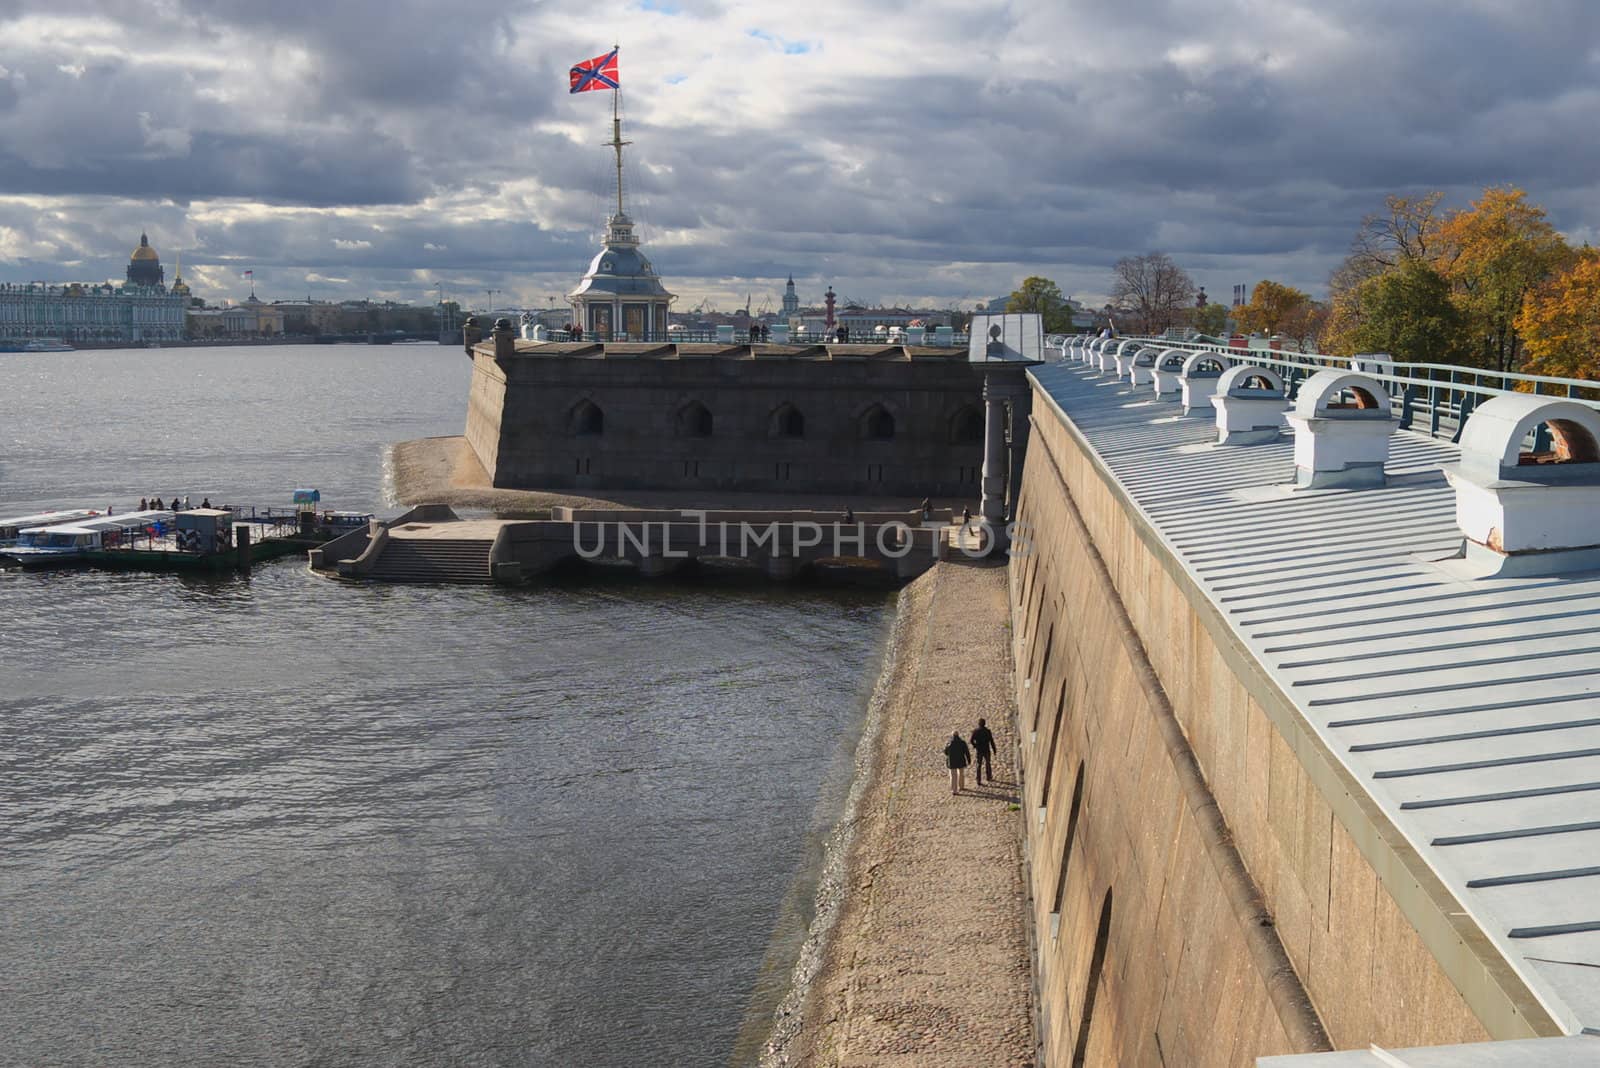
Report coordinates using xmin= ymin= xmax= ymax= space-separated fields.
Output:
xmin=1341 ymin=256 xmax=1471 ymax=365
xmin=1232 ymin=280 xmax=1311 ymax=336
xmin=1435 ymin=187 xmax=1571 ymax=371
xmin=1005 ymin=276 xmax=1075 ymax=332
xmin=1516 ymin=248 xmax=1600 ymax=380
xmin=1108 ymin=253 xmax=1195 ymax=334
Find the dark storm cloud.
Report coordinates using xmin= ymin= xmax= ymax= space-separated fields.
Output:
xmin=0 ymin=0 xmax=1596 ymax=305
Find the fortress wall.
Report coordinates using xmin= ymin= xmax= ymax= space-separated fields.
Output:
xmin=465 ymin=352 xmax=508 ymax=479
xmin=464 ymin=349 xmax=986 ymax=497
xmin=1012 ymin=385 xmax=1490 ymax=1066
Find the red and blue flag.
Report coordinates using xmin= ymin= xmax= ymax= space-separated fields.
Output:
xmin=570 ymin=49 xmax=619 ymax=93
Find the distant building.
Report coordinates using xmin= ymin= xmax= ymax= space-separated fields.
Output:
xmin=0 ymin=233 xmax=185 ymax=344
xmin=837 ymin=306 xmax=951 ymax=335
xmin=782 ymin=275 xmax=800 ymax=320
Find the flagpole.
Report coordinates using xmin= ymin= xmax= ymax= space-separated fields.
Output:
xmin=607 ymin=45 xmax=628 ymax=219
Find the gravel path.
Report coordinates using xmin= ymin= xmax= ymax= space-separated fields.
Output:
xmin=764 ymin=560 xmax=1034 ymax=1067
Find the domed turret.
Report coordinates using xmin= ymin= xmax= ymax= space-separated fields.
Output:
xmin=126 ymin=232 xmax=164 ymax=288
xmin=170 ymin=252 xmax=190 ymax=298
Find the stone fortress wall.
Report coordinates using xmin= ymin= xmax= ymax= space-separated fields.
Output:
xmin=1009 ymin=382 xmax=1496 ymax=1065
xmin=463 ymin=341 xmax=996 ymax=499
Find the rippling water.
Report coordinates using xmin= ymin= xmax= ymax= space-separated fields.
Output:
xmin=0 ymin=345 xmax=891 ymax=1066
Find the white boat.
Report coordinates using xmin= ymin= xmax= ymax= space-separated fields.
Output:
xmin=0 ymin=509 xmax=101 ymax=546
xmin=1 ymin=510 xmax=175 ymax=567
xmin=0 ymin=338 xmax=74 ymax=353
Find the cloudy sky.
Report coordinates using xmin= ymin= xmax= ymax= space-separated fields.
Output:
xmin=0 ymin=0 xmax=1595 ymax=312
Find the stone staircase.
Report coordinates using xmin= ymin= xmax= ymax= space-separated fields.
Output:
xmin=365 ymin=537 xmax=494 ymax=584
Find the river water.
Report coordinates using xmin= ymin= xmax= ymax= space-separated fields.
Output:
xmin=0 ymin=344 xmax=892 ymax=1067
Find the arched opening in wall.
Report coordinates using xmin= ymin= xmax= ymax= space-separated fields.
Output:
xmin=1521 ymin=418 xmax=1600 ymax=465
xmin=1048 ymin=762 xmax=1087 ymax=939
xmin=950 ymin=404 xmax=984 ymax=445
xmin=1070 ymin=888 xmax=1114 ymax=1068
xmin=569 ymin=399 xmax=604 ymax=436
xmin=677 ymin=401 xmax=714 ymax=438
xmin=1239 ymin=373 xmax=1278 ymax=392
xmin=770 ymin=403 xmax=805 ymax=439
xmin=860 ymin=404 xmax=896 ymax=441
xmin=1327 ymin=386 xmax=1381 ymax=410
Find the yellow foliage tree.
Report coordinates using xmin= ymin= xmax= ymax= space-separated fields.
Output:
xmin=1232 ymin=280 xmax=1311 ymax=336
xmin=1516 ymin=248 xmax=1600 ymax=381
xmin=1434 ymin=186 xmax=1571 ymax=371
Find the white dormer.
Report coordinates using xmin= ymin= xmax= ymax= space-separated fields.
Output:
xmin=1179 ymin=351 xmax=1227 ymax=415
xmin=1284 ymin=370 xmax=1393 ymax=488
xmin=1443 ymin=395 xmax=1600 ymax=576
xmin=1151 ymin=349 xmax=1188 ymax=398
xmin=1210 ymin=364 xmax=1289 ymax=445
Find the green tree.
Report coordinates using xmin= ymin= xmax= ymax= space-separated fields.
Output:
xmin=1192 ymin=302 xmax=1230 ymax=337
xmin=1343 ymin=257 xmax=1471 ymax=364
xmin=1005 ymin=276 xmax=1074 ymax=332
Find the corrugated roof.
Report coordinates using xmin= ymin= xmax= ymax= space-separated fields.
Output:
xmin=1031 ymin=361 xmax=1600 ymax=1035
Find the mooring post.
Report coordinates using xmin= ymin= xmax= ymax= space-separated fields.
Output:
xmin=462 ymin=315 xmax=483 ymax=359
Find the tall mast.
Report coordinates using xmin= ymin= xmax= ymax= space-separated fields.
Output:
xmin=604 ymin=50 xmax=630 ymax=219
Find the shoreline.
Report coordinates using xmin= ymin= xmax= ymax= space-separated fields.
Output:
xmin=752 ymin=569 xmax=933 ymax=1065
xmin=757 ymin=560 xmax=1033 ymax=1066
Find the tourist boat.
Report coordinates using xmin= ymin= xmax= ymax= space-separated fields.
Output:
xmin=0 ymin=338 xmax=75 ymax=353
xmin=1 ymin=510 xmax=175 ymax=568
xmin=0 ymin=509 xmax=101 ymax=546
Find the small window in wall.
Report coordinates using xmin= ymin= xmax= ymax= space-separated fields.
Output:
xmin=678 ymin=401 xmax=714 ymax=438
xmin=569 ymin=400 xmax=604 ymax=436
xmin=860 ymin=404 xmax=895 ymax=441
xmin=951 ymin=404 xmax=984 ymax=445
xmin=771 ymin=404 xmax=805 ymax=439
xmin=1071 ymin=889 xmax=1114 ymax=1068
xmin=1048 ymin=763 xmax=1087 ymax=938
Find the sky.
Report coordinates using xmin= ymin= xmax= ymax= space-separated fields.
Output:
xmin=0 ymin=0 xmax=1596 ymax=313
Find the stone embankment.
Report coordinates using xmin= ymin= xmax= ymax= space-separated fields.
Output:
xmin=763 ymin=560 xmax=1034 ymax=1067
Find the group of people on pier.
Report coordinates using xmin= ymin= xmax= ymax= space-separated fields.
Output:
xmin=137 ymin=495 xmax=211 ymax=511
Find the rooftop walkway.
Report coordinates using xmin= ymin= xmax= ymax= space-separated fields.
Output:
xmin=1032 ymin=359 xmax=1600 ymax=1038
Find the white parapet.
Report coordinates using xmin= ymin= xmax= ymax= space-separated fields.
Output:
xmin=1441 ymin=394 xmax=1600 ymax=575
xmin=1151 ymin=348 xmax=1188 ymax=398
xmin=1210 ymin=364 xmax=1289 ymax=445
xmin=1284 ymin=370 xmax=1393 ymax=488
xmin=1180 ymin=351 xmax=1227 ymax=415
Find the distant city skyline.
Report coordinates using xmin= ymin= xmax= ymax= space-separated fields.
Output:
xmin=0 ymin=2 xmax=1595 ymax=312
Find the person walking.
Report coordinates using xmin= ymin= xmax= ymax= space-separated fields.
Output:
xmin=944 ymin=731 xmax=972 ymax=795
xmin=970 ymin=717 xmax=996 ymax=786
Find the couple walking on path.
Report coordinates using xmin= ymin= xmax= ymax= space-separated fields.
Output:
xmin=943 ymin=719 xmax=996 ymax=795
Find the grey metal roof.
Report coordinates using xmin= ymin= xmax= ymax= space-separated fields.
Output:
xmin=1258 ymin=1035 xmax=1600 ymax=1066
xmin=1030 ymin=361 xmax=1600 ymax=1036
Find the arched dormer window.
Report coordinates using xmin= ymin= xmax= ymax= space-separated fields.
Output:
xmin=569 ymin=399 xmax=604 ymax=436
xmin=860 ymin=404 xmax=896 ymax=441
xmin=677 ymin=401 xmax=713 ymax=438
xmin=950 ymin=404 xmax=983 ymax=445
xmin=770 ymin=403 xmax=805 ymax=438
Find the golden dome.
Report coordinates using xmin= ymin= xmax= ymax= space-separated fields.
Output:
xmin=131 ymin=232 xmax=159 ymax=261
